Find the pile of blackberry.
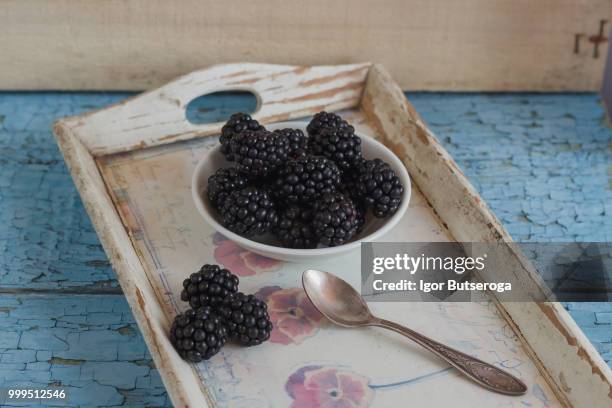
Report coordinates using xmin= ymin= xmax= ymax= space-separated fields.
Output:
xmin=170 ymin=264 xmax=273 ymax=362
xmin=206 ymin=111 xmax=405 ymax=248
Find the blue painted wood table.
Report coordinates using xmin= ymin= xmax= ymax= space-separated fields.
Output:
xmin=0 ymin=91 xmax=610 ymax=407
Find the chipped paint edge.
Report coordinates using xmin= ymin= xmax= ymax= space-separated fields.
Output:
xmin=52 ymin=121 xmax=212 ymax=408
xmin=62 ymin=62 xmax=371 ymax=157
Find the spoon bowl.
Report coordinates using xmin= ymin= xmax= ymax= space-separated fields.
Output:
xmin=302 ymin=269 xmax=372 ymax=327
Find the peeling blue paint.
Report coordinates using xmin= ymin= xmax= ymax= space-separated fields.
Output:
xmin=0 ymin=91 xmax=609 ymax=406
xmin=0 ymin=295 xmax=169 ymax=407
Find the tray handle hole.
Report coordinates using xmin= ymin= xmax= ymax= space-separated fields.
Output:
xmin=186 ymin=91 xmax=259 ymax=125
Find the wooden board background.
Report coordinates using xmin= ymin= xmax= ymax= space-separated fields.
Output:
xmin=2 ymin=0 xmax=610 ymax=91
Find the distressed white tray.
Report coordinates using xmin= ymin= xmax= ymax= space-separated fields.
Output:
xmin=53 ymin=63 xmax=612 ymax=407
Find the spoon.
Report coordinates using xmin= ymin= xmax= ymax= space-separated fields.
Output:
xmin=302 ymin=269 xmax=527 ymax=396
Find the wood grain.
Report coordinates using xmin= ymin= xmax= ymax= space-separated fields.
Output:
xmin=3 ymin=0 xmax=611 ymax=91
xmin=60 ymin=63 xmax=369 ymax=156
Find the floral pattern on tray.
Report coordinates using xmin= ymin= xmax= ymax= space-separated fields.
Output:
xmin=257 ymin=286 xmax=326 ymax=345
xmin=213 ymin=232 xmax=283 ymax=276
xmin=286 ymin=365 xmax=373 ymax=408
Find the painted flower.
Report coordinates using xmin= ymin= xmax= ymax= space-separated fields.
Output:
xmin=212 ymin=233 xmax=282 ymax=276
xmin=286 ymin=365 xmax=373 ymax=408
xmin=256 ymin=286 xmax=326 ymax=345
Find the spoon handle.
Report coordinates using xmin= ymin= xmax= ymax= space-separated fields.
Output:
xmin=373 ymin=318 xmax=527 ymax=396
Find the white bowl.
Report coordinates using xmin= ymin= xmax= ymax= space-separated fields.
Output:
xmin=192 ymin=121 xmax=411 ymax=262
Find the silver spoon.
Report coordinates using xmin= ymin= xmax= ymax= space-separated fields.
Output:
xmin=302 ymin=269 xmax=527 ymax=396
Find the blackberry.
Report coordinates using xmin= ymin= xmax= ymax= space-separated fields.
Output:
xmin=272 ymin=156 xmax=341 ymax=204
xmin=354 ymin=200 xmax=367 ymax=233
xmin=218 ymin=187 xmax=278 ymax=237
xmin=274 ymin=205 xmax=317 ymax=249
xmin=169 ymin=306 xmax=228 ymax=362
xmin=207 ymin=168 xmax=249 ymax=208
xmin=180 ymin=264 xmax=240 ymax=308
xmin=339 ymin=162 xmax=363 ymax=196
xmin=273 ymin=128 xmax=308 ymax=158
xmin=220 ymin=113 xmax=264 ymax=161
xmin=356 ymin=159 xmax=404 ymax=218
xmin=339 ymin=166 xmax=367 ymax=232
xmin=306 ymin=111 xmax=353 ymax=138
xmin=312 ymin=192 xmax=360 ymax=247
xmin=230 ymin=129 xmax=291 ymax=178
xmin=310 ymin=127 xmax=362 ymax=171
xmin=218 ymin=292 xmax=273 ymax=346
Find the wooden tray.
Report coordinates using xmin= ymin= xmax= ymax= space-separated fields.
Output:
xmin=53 ymin=63 xmax=611 ymax=407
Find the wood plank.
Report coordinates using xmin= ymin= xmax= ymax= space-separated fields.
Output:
xmin=0 ymin=293 xmax=171 ymax=407
xmin=2 ymin=0 xmax=610 ymax=91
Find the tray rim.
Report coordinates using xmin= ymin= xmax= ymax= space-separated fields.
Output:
xmin=52 ymin=62 xmax=612 ymax=408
